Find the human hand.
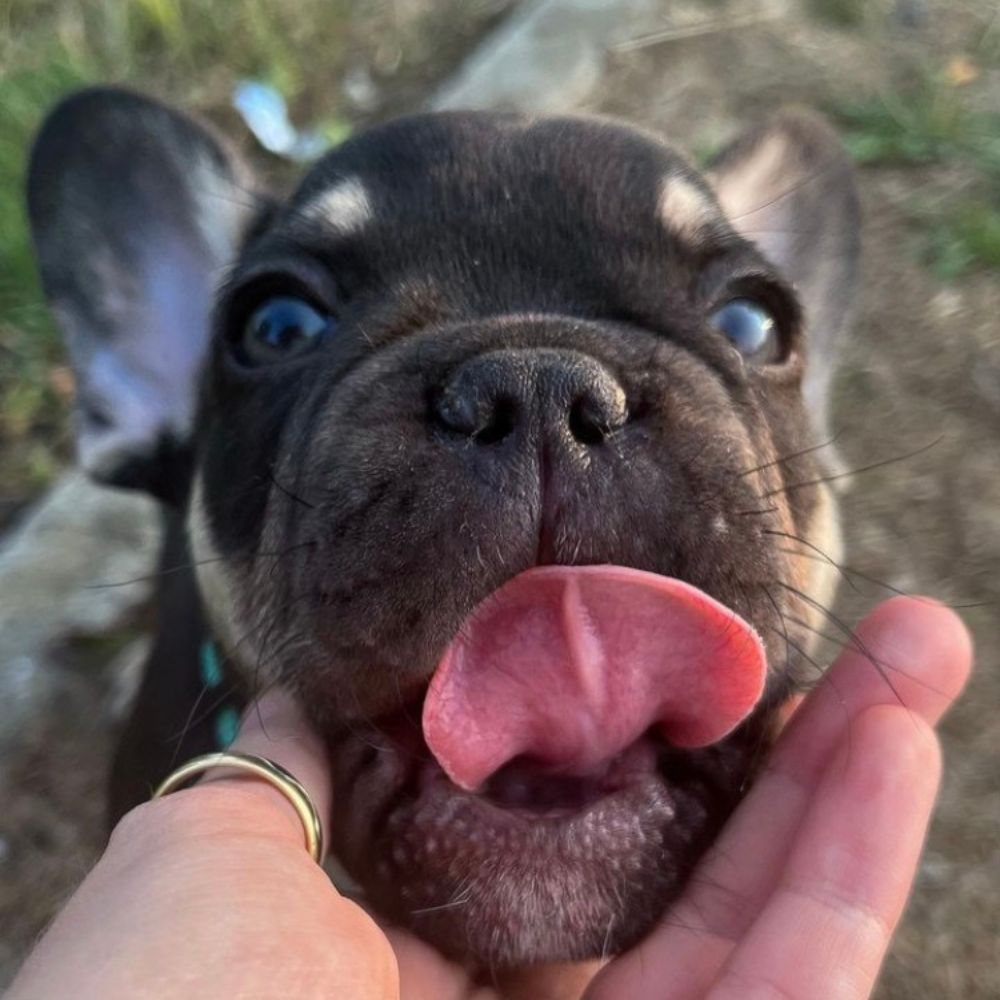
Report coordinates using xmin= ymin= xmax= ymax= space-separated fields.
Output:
xmin=6 ymin=597 xmax=971 ymax=1000
xmin=585 ymin=596 xmax=972 ymax=999
xmin=4 ymin=691 xmax=576 ymax=1000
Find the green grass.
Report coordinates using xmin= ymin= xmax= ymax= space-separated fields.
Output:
xmin=834 ymin=64 xmax=1000 ymax=167
xmin=831 ymin=68 xmax=1000 ymax=281
xmin=929 ymin=201 xmax=1000 ymax=280
xmin=808 ymin=0 xmax=867 ymax=28
xmin=0 ymin=55 xmax=92 ymax=502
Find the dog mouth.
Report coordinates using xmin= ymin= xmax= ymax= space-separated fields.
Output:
xmin=478 ymin=738 xmax=658 ymax=816
xmin=381 ymin=703 xmax=667 ymax=818
xmin=330 ymin=565 xmax=771 ymax=965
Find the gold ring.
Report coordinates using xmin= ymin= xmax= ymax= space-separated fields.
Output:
xmin=152 ymin=752 xmax=325 ymax=864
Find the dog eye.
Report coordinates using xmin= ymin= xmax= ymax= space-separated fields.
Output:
xmin=709 ymin=299 xmax=779 ymax=362
xmin=238 ymin=297 xmax=332 ymax=365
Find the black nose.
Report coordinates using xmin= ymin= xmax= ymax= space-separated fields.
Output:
xmin=433 ymin=349 xmax=628 ymax=446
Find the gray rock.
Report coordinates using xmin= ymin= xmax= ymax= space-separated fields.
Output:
xmin=431 ymin=0 xmax=663 ymax=113
xmin=0 ymin=472 xmax=157 ymax=750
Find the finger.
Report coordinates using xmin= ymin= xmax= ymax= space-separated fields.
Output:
xmin=385 ymin=922 xmax=602 ymax=1000
xmin=496 ymin=960 xmax=604 ymax=1000
xmin=708 ymin=705 xmax=941 ymax=999
xmin=768 ymin=596 xmax=970 ymax=783
xmin=194 ymin=689 xmax=334 ymax=858
xmin=382 ymin=928 xmax=492 ymax=1000
xmin=668 ymin=598 xmax=970 ymax=943
xmin=228 ymin=689 xmax=333 ymax=824
xmin=586 ymin=597 xmax=971 ymax=1000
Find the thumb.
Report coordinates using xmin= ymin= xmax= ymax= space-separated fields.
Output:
xmin=204 ymin=688 xmax=333 ymax=853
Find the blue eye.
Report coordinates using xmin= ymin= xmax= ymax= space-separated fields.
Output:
xmin=240 ymin=296 xmax=332 ymax=365
xmin=709 ymin=298 xmax=779 ymax=362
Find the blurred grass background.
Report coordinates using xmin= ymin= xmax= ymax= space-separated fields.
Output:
xmin=837 ymin=69 xmax=1000 ymax=277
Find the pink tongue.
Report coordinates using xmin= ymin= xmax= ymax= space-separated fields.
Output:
xmin=422 ymin=566 xmax=766 ymax=791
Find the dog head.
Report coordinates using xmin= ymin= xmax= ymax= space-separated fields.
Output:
xmin=28 ymin=87 xmax=859 ymax=966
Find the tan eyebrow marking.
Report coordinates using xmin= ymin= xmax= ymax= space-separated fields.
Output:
xmin=302 ymin=176 xmax=373 ymax=234
xmin=657 ymin=175 xmax=719 ymax=241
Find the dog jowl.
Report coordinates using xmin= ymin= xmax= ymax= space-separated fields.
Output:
xmin=28 ymin=88 xmax=859 ymax=967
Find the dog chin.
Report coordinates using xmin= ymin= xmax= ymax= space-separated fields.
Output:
xmin=329 ymin=720 xmax=757 ymax=967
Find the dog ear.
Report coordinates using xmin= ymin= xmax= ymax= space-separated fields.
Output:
xmin=27 ymin=86 xmax=265 ymax=502
xmin=707 ymin=110 xmax=860 ymax=431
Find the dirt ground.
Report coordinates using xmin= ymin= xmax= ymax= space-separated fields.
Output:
xmin=1 ymin=1 xmax=997 ymax=995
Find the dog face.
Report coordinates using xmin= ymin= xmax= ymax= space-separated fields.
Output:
xmin=29 ymin=89 xmax=859 ymax=966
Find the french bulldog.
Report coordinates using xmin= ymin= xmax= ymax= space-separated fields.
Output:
xmin=27 ymin=86 xmax=859 ymax=968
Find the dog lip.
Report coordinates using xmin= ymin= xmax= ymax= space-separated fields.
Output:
xmin=419 ymin=732 xmax=662 ymax=820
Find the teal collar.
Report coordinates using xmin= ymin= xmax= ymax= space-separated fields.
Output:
xmin=198 ymin=640 xmax=241 ymax=748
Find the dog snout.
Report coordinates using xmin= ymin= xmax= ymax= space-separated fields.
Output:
xmin=432 ymin=349 xmax=627 ymax=447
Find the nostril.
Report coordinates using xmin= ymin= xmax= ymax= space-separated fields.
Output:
xmin=473 ymin=396 xmax=517 ymax=445
xmin=432 ymin=386 xmax=518 ymax=445
xmin=569 ymin=392 xmax=626 ymax=446
xmin=569 ymin=397 xmax=607 ymax=445
xmin=626 ymin=398 xmax=649 ymax=424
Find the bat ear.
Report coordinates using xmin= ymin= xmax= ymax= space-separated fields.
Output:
xmin=708 ymin=109 xmax=861 ymax=429
xmin=27 ymin=86 xmax=266 ymax=502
